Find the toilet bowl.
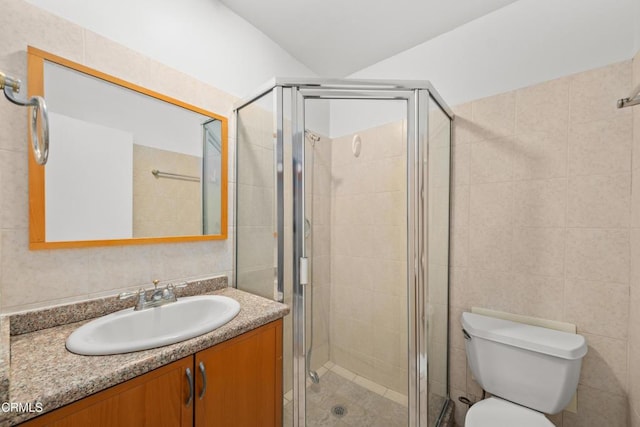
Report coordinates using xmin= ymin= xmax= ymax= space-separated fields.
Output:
xmin=465 ymin=397 xmax=553 ymax=427
xmin=461 ymin=312 xmax=587 ymax=426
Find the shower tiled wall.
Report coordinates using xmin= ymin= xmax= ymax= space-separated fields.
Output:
xmin=235 ymin=103 xmax=275 ymax=299
xmin=330 ymin=121 xmax=408 ymax=394
xmin=450 ymin=60 xmax=634 ymax=426
xmin=629 ymin=49 xmax=640 ymax=427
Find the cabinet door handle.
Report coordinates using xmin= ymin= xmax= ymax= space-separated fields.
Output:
xmin=185 ymin=367 xmax=194 ymax=406
xmin=198 ymin=361 xmax=207 ymax=399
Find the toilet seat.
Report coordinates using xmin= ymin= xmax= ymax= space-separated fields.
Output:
xmin=465 ymin=397 xmax=554 ymax=427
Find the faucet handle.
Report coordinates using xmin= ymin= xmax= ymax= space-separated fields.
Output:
xmin=118 ymin=290 xmax=139 ymax=300
xmin=152 ymin=279 xmax=160 ymax=289
xmin=163 ymin=282 xmax=187 ymax=300
xmin=118 ymin=288 xmax=146 ymax=300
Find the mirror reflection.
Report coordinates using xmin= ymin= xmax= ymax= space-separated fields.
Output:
xmin=28 ymin=49 xmax=227 ymax=248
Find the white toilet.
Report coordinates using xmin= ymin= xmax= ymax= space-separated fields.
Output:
xmin=461 ymin=312 xmax=588 ymax=427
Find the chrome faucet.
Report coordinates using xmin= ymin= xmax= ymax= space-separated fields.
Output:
xmin=118 ymin=280 xmax=188 ymax=311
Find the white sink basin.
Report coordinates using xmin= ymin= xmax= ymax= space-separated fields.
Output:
xmin=66 ymin=295 xmax=241 ymax=355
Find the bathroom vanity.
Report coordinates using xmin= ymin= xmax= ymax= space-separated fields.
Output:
xmin=20 ymin=320 xmax=282 ymax=427
xmin=1 ymin=278 xmax=288 ymax=426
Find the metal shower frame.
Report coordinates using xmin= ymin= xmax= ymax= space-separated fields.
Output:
xmin=233 ymin=78 xmax=454 ymax=427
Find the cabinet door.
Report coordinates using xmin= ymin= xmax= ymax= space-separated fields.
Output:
xmin=21 ymin=357 xmax=194 ymax=427
xmin=195 ymin=319 xmax=283 ymax=427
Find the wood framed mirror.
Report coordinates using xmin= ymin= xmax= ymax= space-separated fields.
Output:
xmin=27 ymin=47 xmax=228 ymax=249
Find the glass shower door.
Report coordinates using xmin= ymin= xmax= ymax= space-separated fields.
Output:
xmin=235 ymin=81 xmax=453 ymax=427
xmin=298 ymin=98 xmax=410 ymax=427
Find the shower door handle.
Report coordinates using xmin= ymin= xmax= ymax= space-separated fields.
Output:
xmin=300 ymin=257 xmax=309 ymax=285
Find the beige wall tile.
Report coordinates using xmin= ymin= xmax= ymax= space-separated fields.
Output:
xmin=449 ymin=304 xmax=466 ymax=350
xmin=428 ymin=263 xmax=449 ymax=306
xmin=634 ymin=106 xmax=640 ymax=171
xmin=451 ymin=185 xmax=469 ymax=231
xmin=370 ymin=260 xmax=406 ymax=297
xmin=466 ymin=366 xmax=483 ymax=398
xmin=236 ymin=226 xmax=274 ymax=270
xmin=567 ymin=174 xmax=631 ymax=228
xmin=469 ymin=137 xmax=514 ymax=183
xmin=463 ymin=268 xmax=512 ymax=312
xmin=562 ymin=384 xmax=628 ymax=427
xmin=451 ymin=102 xmax=475 ymax=145
xmin=471 ymin=92 xmax=516 ymax=140
xmin=450 ymin=226 xmax=469 ymax=268
xmin=450 ymin=347 xmax=467 ymax=391
xmin=632 ymin=166 xmax=640 ymax=228
xmin=0 ymin=95 xmax=29 ymax=153
xmin=452 ymin=143 xmax=470 ymax=186
xmin=0 ymin=0 xmax=84 ymax=67
xmin=469 ymin=226 xmax=512 ymax=272
xmin=374 ymin=362 xmax=408 ymax=394
xmin=580 ymin=333 xmax=628 ymax=396
xmin=512 ymin=130 xmax=568 ymax=180
xmin=547 ymin=412 xmax=563 ymax=426
xmin=565 ymin=228 xmax=629 ymax=284
xmin=568 ymin=115 xmax=633 ymax=176
xmin=564 ymin=279 xmax=629 ymax=340
xmin=0 ymin=149 xmax=28 ymax=230
xmin=429 ymin=302 xmax=448 ymax=346
xmin=373 ymin=329 xmax=404 ymax=369
xmin=631 ymin=50 xmax=640 ymax=427
xmin=569 ymin=61 xmax=632 ymax=125
xmin=1 ymin=229 xmax=89 ymax=309
xmin=371 ymin=192 xmax=405 ymax=226
xmin=469 ymin=182 xmax=513 ymax=229
xmin=516 ymin=77 xmax=570 ymax=135
xmin=450 ymin=388 xmax=470 ymax=425
xmin=510 ymin=274 xmax=564 ymax=320
xmin=449 ymin=267 xmax=470 ymax=310
xmin=631 ymin=339 xmax=640 ymax=424
xmin=84 ymin=31 xmax=151 ymax=87
xmin=513 ymin=178 xmax=566 ymax=227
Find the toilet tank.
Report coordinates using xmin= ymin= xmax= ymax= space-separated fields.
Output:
xmin=462 ymin=312 xmax=587 ymax=414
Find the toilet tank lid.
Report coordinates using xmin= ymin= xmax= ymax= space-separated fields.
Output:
xmin=462 ymin=312 xmax=587 ymax=360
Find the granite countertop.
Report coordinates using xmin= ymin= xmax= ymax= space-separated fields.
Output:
xmin=1 ymin=285 xmax=289 ymax=426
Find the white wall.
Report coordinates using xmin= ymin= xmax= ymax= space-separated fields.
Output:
xmin=326 ymin=0 xmax=638 ymax=137
xmin=46 ymin=113 xmax=133 ymax=242
xmin=350 ymin=0 xmax=638 ymax=107
xmin=25 ymin=0 xmax=315 ymax=98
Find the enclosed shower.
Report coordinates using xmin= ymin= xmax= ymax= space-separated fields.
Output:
xmin=234 ymin=79 xmax=452 ymax=426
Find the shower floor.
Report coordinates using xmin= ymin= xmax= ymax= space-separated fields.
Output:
xmin=283 ymin=362 xmax=408 ymax=426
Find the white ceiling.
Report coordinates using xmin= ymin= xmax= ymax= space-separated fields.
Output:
xmin=219 ymin=0 xmax=520 ymax=77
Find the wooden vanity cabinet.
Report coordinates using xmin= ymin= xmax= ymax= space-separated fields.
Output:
xmin=21 ymin=356 xmax=193 ymax=427
xmin=195 ymin=319 xmax=283 ymax=427
xmin=20 ymin=320 xmax=283 ymax=427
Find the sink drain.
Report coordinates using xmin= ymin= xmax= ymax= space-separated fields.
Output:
xmin=331 ymin=405 xmax=347 ymax=418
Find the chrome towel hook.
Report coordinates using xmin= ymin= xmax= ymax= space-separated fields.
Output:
xmin=0 ymin=71 xmax=49 ymax=165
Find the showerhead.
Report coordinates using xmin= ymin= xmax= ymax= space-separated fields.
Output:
xmin=305 ymin=130 xmax=321 ymax=144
